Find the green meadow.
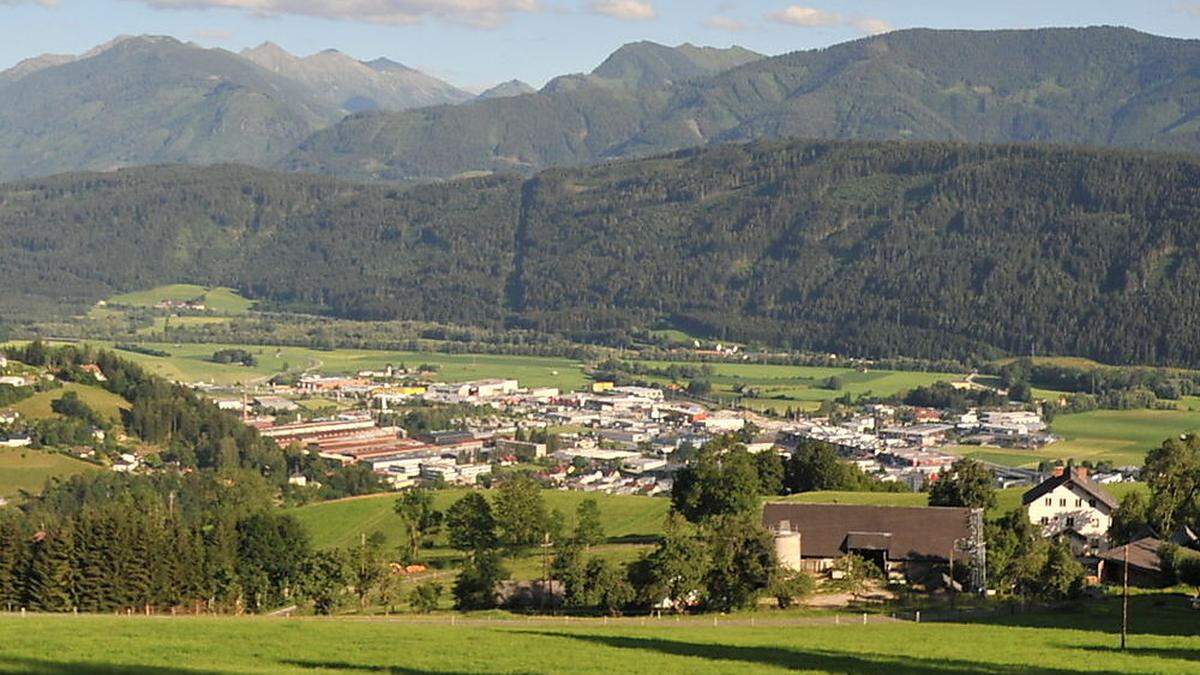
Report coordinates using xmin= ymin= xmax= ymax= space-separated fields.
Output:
xmin=1047 ymin=409 xmax=1200 ymax=467
xmin=0 ymin=593 xmax=1196 ymax=673
xmin=7 ymin=381 xmax=129 ymax=426
xmin=0 ymin=447 xmax=98 ymax=499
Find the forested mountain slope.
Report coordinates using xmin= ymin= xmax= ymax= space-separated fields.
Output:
xmin=4 ymin=139 xmax=1200 ymax=365
xmin=284 ymin=27 xmax=1200 ymax=182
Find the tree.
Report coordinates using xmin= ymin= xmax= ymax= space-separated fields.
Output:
xmin=1040 ymin=537 xmax=1085 ymax=599
xmin=25 ymin=526 xmax=75 ymax=612
xmin=703 ymin=515 xmax=774 ymax=612
xmin=550 ymin=540 xmax=588 ymax=607
xmin=830 ymin=553 xmax=880 ymax=600
xmin=584 ymin=558 xmax=633 ymax=616
xmin=445 ymin=492 xmax=497 ymax=553
xmin=298 ymin=550 xmax=347 ymax=616
xmin=394 ymin=489 xmax=442 ymax=564
xmin=1109 ymin=491 xmax=1151 ymax=545
xmin=493 ymin=477 xmax=548 ymax=548
xmin=629 ymin=513 xmax=707 ymax=613
xmin=671 ymin=443 xmax=760 ymax=523
xmin=1143 ymin=436 xmax=1200 ymax=534
xmin=573 ymin=499 xmax=605 ymax=548
xmin=754 ymin=452 xmax=785 ymax=496
xmin=348 ymin=537 xmax=386 ymax=610
xmin=1177 ymin=555 xmax=1200 ymax=598
xmin=409 ymin=582 xmax=443 ymax=613
xmin=929 ymin=458 xmax=996 ymax=510
xmin=768 ymin=567 xmax=815 ymax=609
xmin=453 ymin=549 xmax=508 ymax=610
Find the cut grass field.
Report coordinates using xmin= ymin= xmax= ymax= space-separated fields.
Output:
xmin=0 ymin=447 xmax=98 ymax=498
xmin=106 ymin=284 xmax=254 ymax=314
xmin=770 ymin=484 xmax=1148 ymax=519
xmin=0 ymin=593 xmax=1197 ymax=673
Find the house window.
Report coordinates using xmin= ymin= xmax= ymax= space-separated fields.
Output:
xmin=1066 ymin=517 xmax=1076 ymax=528
xmin=1075 ymin=498 xmax=1083 ymax=508
xmin=1060 ymin=498 xmax=1067 ymax=507
xmin=1089 ymin=499 xmax=1096 ymax=508
xmin=1040 ymin=517 xmax=1049 ymax=525
xmin=1044 ymin=498 xmax=1052 ymax=506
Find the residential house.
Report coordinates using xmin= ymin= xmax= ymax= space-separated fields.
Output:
xmin=1023 ymin=467 xmax=1117 ymax=555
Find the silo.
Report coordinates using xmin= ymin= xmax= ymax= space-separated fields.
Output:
xmin=774 ymin=530 xmax=802 ymax=571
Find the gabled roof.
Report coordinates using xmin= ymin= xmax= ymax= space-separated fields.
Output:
xmin=1021 ymin=469 xmax=1118 ymax=510
xmin=1098 ymin=537 xmax=1164 ymax=573
xmin=762 ymin=503 xmax=980 ymax=563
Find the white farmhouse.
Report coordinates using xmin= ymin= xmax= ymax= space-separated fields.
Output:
xmin=1023 ymin=467 xmax=1117 ymax=555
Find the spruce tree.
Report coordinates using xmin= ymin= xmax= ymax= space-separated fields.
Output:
xmin=26 ymin=526 xmax=75 ymax=612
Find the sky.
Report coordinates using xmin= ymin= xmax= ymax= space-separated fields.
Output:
xmin=2 ymin=0 xmax=1200 ymax=91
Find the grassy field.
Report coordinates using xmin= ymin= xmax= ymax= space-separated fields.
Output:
xmin=7 ymin=382 xmax=129 ymax=427
xmin=290 ymin=490 xmax=671 ymax=552
xmin=0 ymin=594 xmax=1197 ymax=673
xmin=106 ymin=284 xmax=254 ymax=313
xmin=1047 ymin=409 xmax=1200 ymax=467
xmin=0 ymin=447 xmax=98 ymax=498
xmin=90 ymin=341 xmax=591 ymax=390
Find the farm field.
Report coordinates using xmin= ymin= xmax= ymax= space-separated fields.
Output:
xmin=0 ymin=447 xmax=98 ymax=498
xmin=0 ymin=594 xmax=1196 ymax=673
xmin=106 ymin=284 xmax=254 ymax=313
xmin=1046 ymin=409 xmax=1200 ymax=466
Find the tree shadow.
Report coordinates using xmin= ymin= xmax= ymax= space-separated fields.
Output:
xmin=0 ymin=656 xmax=223 ymax=675
xmin=1074 ymin=645 xmax=1200 ymax=662
xmin=511 ymin=630 xmax=1136 ymax=675
xmin=280 ymin=660 xmax=478 ymax=675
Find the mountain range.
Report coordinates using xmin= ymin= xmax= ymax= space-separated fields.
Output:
xmin=0 ymin=35 xmax=471 ymax=181
xmin=5 ymin=27 xmax=1200 ymax=183
xmin=4 ymin=138 xmax=1200 ymax=366
xmin=284 ymin=27 xmax=1200 ymax=181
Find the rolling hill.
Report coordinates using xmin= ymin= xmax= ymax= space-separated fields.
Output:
xmin=283 ymin=27 xmax=1200 ymax=182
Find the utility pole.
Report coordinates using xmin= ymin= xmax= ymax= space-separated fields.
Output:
xmin=1121 ymin=544 xmax=1130 ymax=651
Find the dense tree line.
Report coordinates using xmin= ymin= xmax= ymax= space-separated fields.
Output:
xmin=10 ymin=139 xmax=1200 ymax=366
xmin=0 ymin=472 xmax=308 ymax=614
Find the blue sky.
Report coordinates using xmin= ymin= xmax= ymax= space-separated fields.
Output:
xmin=3 ymin=0 xmax=1200 ymax=91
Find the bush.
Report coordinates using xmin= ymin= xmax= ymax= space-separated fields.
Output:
xmin=409 ymin=582 xmax=443 ymax=613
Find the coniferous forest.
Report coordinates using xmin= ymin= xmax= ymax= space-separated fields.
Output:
xmin=5 ymin=139 xmax=1200 ymax=365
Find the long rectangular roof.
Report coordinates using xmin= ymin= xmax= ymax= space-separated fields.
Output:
xmin=762 ymin=502 xmax=979 ymax=562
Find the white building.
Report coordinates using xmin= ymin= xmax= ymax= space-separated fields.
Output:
xmin=1023 ymin=467 xmax=1117 ymax=554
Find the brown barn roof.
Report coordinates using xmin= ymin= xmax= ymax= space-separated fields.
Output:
xmin=761 ymin=503 xmax=980 ymax=563
xmin=1098 ymin=537 xmax=1164 ymax=573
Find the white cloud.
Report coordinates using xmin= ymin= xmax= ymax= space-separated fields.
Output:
xmin=850 ymin=16 xmax=892 ymax=35
xmin=703 ymin=15 xmax=746 ymax=32
xmin=767 ymin=5 xmax=839 ymax=28
xmin=767 ymin=5 xmax=891 ymax=35
xmin=588 ymin=0 xmax=655 ymax=21
xmin=133 ymin=0 xmax=541 ymax=29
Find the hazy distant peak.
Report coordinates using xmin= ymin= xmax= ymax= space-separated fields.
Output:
xmin=477 ymin=79 xmax=536 ymax=100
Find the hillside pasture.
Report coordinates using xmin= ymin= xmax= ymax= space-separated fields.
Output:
xmin=106 ymin=284 xmax=254 ymax=313
xmin=8 ymin=382 xmax=129 ymax=427
xmin=0 ymin=447 xmax=98 ymax=498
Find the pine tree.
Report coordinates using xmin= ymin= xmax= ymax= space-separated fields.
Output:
xmin=26 ymin=526 xmax=75 ymax=612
